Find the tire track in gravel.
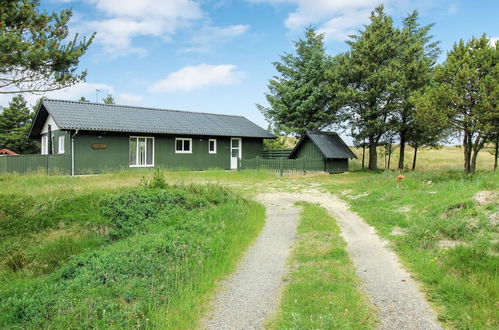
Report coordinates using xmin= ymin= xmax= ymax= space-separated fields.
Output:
xmin=203 ymin=190 xmax=442 ymax=330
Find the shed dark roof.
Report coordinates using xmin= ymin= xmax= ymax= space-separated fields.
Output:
xmin=29 ymin=99 xmax=275 ymax=139
xmin=289 ymin=131 xmax=357 ymax=159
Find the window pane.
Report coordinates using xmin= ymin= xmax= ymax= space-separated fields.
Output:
xmin=176 ymin=139 xmax=183 ymax=151
xmin=184 ymin=139 xmax=190 ymax=151
xmin=231 ymin=139 xmax=239 ymax=148
xmin=41 ymin=136 xmax=47 ymax=154
xmin=232 ymin=149 xmax=239 ymax=157
xmin=146 ymin=138 xmax=153 ymax=165
xmin=209 ymin=140 xmax=215 ymax=152
xmin=59 ymin=136 xmax=65 ymax=154
xmin=129 ymin=138 xmax=137 ymax=165
xmin=138 ymin=138 xmax=146 ymax=165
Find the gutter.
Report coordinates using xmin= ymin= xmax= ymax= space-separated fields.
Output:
xmin=71 ymin=129 xmax=79 ymax=176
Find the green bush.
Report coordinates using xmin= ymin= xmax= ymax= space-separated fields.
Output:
xmin=0 ymin=184 xmax=264 ymax=329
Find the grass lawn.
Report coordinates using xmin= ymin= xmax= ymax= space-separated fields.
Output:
xmin=269 ymin=202 xmax=377 ymax=329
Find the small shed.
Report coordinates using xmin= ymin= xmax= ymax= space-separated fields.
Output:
xmin=288 ymin=131 xmax=357 ymax=173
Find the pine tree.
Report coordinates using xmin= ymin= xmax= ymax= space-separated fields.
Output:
xmin=103 ymin=94 xmax=115 ymax=105
xmin=0 ymin=95 xmax=39 ymax=153
xmin=0 ymin=0 xmax=95 ymax=94
xmin=394 ymin=11 xmax=440 ymax=170
xmin=338 ymin=5 xmax=400 ymax=170
xmin=79 ymin=96 xmax=90 ymax=102
xmin=413 ymin=35 xmax=498 ymax=173
xmin=257 ymin=27 xmax=337 ymax=136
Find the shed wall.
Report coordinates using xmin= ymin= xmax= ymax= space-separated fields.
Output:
xmin=294 ymin=137 xmax=350 ymax=173
xmin=326 ymin=159 xmax=349 ymax=173
xmin=295 ymin=138 xmax=324 ymax=160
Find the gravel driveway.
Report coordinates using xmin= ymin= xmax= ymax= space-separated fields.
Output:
xmin=203 ymin=190 xmax=442 ymax=330
xmin=203 ymin=194 xmax=300 ymax=329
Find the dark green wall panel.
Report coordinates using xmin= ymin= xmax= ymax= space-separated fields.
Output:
xmin=242 ymin=138 xmax=263 ymax=159
xmin=73 ymin=133 xmax=264 ymax=174
xmin=74 ymin=133 xmax=129 ymax=174
xmin=296 ymin=138 xmax=324 ymax=160
xmin=326 ymin=159 xmax=348 ymax=173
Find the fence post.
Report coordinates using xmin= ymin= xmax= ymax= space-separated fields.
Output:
xmin=279 ymin=157 xmax=284 ymax=176
xmin=256 ymin=156 xmax=260 ymax=172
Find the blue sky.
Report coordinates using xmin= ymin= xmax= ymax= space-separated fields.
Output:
xmin=1 ymin=0 xmax=498 ymax=140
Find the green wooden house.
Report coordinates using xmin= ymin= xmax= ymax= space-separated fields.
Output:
xmin=28 ymin=99 xmax=275 ymax=175
xmin=288 ymin=131 xmax=357 ymax=173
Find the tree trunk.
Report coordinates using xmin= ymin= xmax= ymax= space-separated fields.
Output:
xmin=398 ymin=131 xmax=406 ymax=170
xmin=387 ymin=142 xmax=392 ymax=170
xmin=494 ymin=135 xmax=498 ymax=172
xmin=361 ymin=140 xmax=366 ymax=170
xmin=368 ymin=137 xmax=378 ymax=170
xmin=463 ymin=131 xmax=472 ymax=173
xmin=470 ymin=134 xmax=485 ymax=174
xmin=412 ymin=145 xmax=418 ymax=170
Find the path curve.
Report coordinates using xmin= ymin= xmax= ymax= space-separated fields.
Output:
xmin=203 ymin=190 xmax=442 ymax=330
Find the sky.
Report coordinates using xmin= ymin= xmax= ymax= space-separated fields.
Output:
xmin=1 ymin=0 xmax=498 ymax=142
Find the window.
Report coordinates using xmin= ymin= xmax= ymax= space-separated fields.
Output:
xmin=129 ymin=137 xmax=154 ymax=167
xmin=58 ymin=136 xmax=65 ymax=154
xmin=175 ymin=138 xmax=192 ymax=154
xmin=41 ymin=135 xmax=48 ymax=155
xmin=208 ymin=139 xmax=217 ymax=154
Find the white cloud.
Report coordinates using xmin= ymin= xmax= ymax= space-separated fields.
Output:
xmin=149 ymin=64 xmax=244 ymax=93
xmin=185 ymin=24 xmax=250 ymax=53
xmin=117 ymin=93 xmax=143 ymax=104
xmin=0 ymin=82 xmax=114 ymax=108
xmin=447 ymin=4 xmax=458 ymax=14
xmin=247 ymin=0 xmax=384 ymax=41
xmin=77 ymin=0 xmax=203 ymax=56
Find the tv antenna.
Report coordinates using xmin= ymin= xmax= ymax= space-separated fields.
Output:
xmin=95 ymin=89 xmax=102 ymax=102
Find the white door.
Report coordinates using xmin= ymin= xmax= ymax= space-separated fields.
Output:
xmin=230 ymin=138 xmax=241 ymax=169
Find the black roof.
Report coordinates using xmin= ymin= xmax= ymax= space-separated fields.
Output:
xmin=29 ymin=99 xmax=275 ymax=139
xmin=289 ymin=131 xmax=357 ymax=159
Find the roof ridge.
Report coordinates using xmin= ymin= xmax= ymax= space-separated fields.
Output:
xmin=42 ymin=99 xmax=247 ymax=119
xmin=307 ymin=130 xmax=338 ymax=136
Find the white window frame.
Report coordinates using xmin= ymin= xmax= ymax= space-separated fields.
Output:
xmin=208 ymin=139 xmax=217 ymax=154
xmin=175 ymin=138 xmax=192 ymax=154
xmin=129 ymin=136 xmax=155 ymax=167
xmin=58 ymin=136 xmax=65 ymax=154
xmin=41 ymin=135 xmax=48 ymax=155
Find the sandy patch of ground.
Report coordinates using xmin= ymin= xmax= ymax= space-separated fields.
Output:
xmin=473 ymin=190 xmax=498 ymax=206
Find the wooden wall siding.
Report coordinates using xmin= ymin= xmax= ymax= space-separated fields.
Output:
xmin=0 ymin=133 xmax=264 ymax=175
xmin=0 ymin=154 xmax=71 ymax=174
xmin=261 ymin=149 xmax=292 ymax=158
xmin=73 ymin=133 xmax=264 ymax=174
xmin=326 ymin=159 xmax=349 ymax=173
xmin=74 ymin=133 xmax=129 ymax=174
xmin=240 ymin=156 xmax=325 ymax=175
xmin=295 ymin=138 xmax=324 ymax=160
